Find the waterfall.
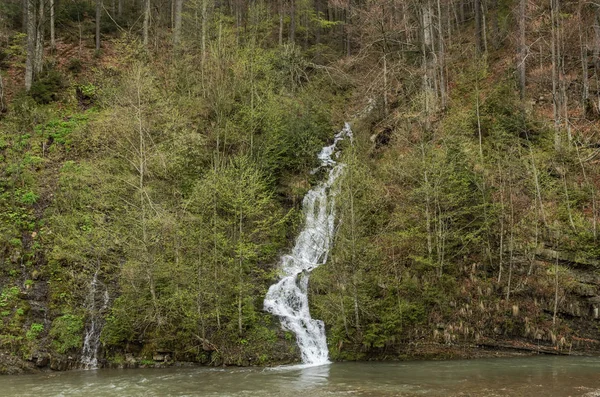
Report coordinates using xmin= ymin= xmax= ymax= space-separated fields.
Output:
xmin=81 ymin=270 xmax=109 ymax=369
xmin=264 ymin=123 xmax=352 ymax=365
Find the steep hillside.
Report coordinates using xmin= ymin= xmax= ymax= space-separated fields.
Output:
xmin=0 ymin=0 xmax=599 ymax=373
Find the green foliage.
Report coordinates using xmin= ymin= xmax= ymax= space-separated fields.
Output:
xmin=35 ymin=113 xmax=88 ymax=147
xmin=19 ymin=191 xmax=39 ymax=205
xmin=26 ymin=323 xmax=44 ymax=341
xmin=57 ymin=0 xmax=95 ymax=23
xmin=139 ymin=359 xmax=155 ymax=366
xmin=1 ymin=2 xmax=598 ymax=364
xmin=67 ymin=59 xmax=83 ymax=74
xmin=77 ymin=83 xmax=98 ymax=98
xmin=0 ymin=3 xmax=22 ymax=30
xmin=0 ymin=285 xmax=28 ymax=353
xmin=4 ymin=33 xmax=26 ymax=64
xmin=100 ymin=310 xmax=135 ymax=347
xmin=29 ymin=70 xmax=65 ymax=104
xmin=49 ymin=314 xmax=84 ymax=353
xmin=0 ymin=287 xmax=20 ymax=308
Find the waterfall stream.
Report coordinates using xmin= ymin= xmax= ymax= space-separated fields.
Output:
xmin=264 ymin=123 xmax=352 ymax=365
xmin=81 ymin=270 xmax=109 ymax=369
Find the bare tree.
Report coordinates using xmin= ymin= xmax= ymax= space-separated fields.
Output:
xmin=518 ymin=0 xmax=526 ymax=98
xmin=278 ymin=0 xmax=284 ymax=45
xmin=289 ymin=0 xmax=295 ymax=43
xmin=143 ymin=0 xmax=150 ymax=46
xmin=25 ymin=0 xmax=36 ymax=91
xmin=578 ymin=0 xmax=589 ymax=116
xmin=34 ymin=0 xmax=44 ymax=76
xmin=174 ymin=0 xmax=183 ymax=46
xmin=96 ymin=0 xmax=102 ymax=51
xmin=437 ymin=0 xmax=447 ymax=109
xmin=0 ymin=74 xmax=5 ymax=113
xmin=50 ymin=0 xmax=55 ymax=50
xmin=475 ymin=0 xmax=484 ymax=54
xmin=422 ymin=0 xmax=436 ymax=124
xmin=201 ymin=0 xmax=208 ymax=62
xmin=490 ymin=0 xmax=499 ymax=46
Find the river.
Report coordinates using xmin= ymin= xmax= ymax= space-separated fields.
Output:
xmin=2 ymin=356 xmax=599 ymax=396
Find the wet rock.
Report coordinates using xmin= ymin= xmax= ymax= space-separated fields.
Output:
xmin=154 ymin=349 xmax=173 ymax=362
xmin=0 ymin=353 xmax=36 ymax=374
xmin=50 ymin=357 xmax=68 ymax=371
xmin=36 ymin=355 xmax=49 ymax=368
xmin=174 ymin=361 xmax=195 ymax=367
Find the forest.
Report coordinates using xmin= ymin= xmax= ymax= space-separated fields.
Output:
xmin=0 ymin=0 xmax=599 ymax=373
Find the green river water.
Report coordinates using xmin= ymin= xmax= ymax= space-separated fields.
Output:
xmin=1 ymin=356 xmax=599 ymax=396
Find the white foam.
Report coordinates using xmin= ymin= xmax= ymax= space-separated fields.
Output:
xmin=264 ymin=123 xmax=352 ymax=365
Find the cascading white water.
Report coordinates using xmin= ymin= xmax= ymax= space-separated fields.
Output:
xmin=81 ymin=270 xmax=109 ymax=369
xmin=264 ymin=123 xmax=352 ymax=366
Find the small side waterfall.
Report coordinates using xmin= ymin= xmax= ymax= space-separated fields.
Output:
xmin=81 ymin=270 xmax=109 ymax=369
xmin=264 ymin=123 xmax=352 ymax=365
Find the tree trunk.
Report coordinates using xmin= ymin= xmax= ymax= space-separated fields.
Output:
xmin=143 ymin=0 xmax=150 ymax=46
xmin=234 ymin=0 xmax=240 ymax=44
xmin=315 ymin=0 xmax=321 ymax=46
xmin=594 ymin=7 xmax=600 ymax=114
xmin=346 ymin=1 xmax=351 ymax=56
xmin=474 ymin=0 xmax=484 ymax=54
xmin=201 ymin=0 xmax=207 ymax=61
xmin=50 ymin=0 xmax=55 ymax=50
xmin=518 ymin=0 xmax=526 ymax=98
xmin=278 ymin=0 xmax=284 ymax=45
xmin=437 ymin=0 xmax=446 ymax=109
xmin=421 ymin=0 xmax=436 ymax=120
xmin=553 ymin=240 xmax=559 ymax=326
xmin=595 ymin=8 xmax=600 ymax=70
xmin=34 ymin=0 xmax=44 ymax=76
xmin=171 ymin=0 xmax=175 ymax=28
xmin=383 ymin=53 xmax=388 ymax=114
xmin=173 ymin=0 xmax=183 ymax=46
xmin=506 ymin=181 xmax=515 ymax=301
xmin=497 ymin=167 xmax=505 ymax=284
xmin=289 ymin=0 xmax=295 ymax=44
xmin=96 ymin=0 xmax=102 ymax=51
xmin=490 ymin=0 xmax=499 ymax=46
xmin=579 ymin=1 xmax=590 ymax=117
xmin=551 ymin=0 xmax=561 ymax=148
xmin=237 ymin=207 xmax=243 ymax=336
xmin=25 ymin=0 xmax=35 ymax=90
xmin=0 ymin=74 xmax=5 ymax=113
xmin=118 ymin=0 xmax=123 ymax=18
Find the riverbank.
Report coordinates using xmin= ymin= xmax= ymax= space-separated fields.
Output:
xmin=3 ymin=341 xmax=599 ymax=375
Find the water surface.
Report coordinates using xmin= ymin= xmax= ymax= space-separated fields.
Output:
xmin=2 ymin=356 xmax=600 ymax=396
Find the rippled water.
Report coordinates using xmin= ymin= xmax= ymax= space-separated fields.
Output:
xmin=2 ymin=356 xmax=600 ymax=396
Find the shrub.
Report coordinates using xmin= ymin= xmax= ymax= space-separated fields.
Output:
xmin=67 ymin=58 xmax=83 ymax=74
xmin=29 ymin=70 xmax=65 ymax=104
xmin=26 ymin=323 xmax=44 ymax=341
xmin=49 ymin=314 xmax=83 ymax=353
